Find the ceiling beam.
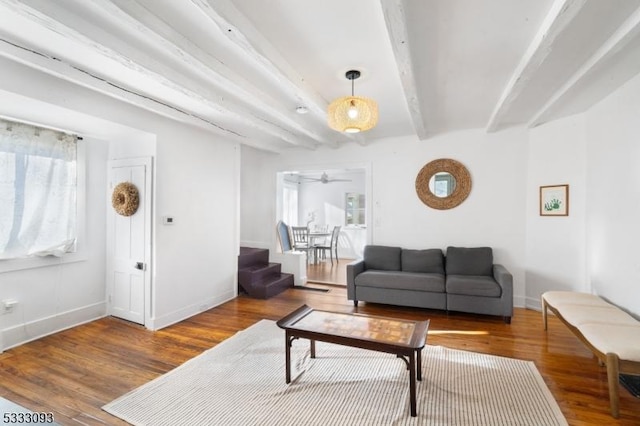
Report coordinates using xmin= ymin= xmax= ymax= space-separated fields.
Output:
xmin=190 ymin=0 xmax=352 ymax=147
xmin=485 ymin=0 xmax=587 ymax=133
xmin=379 ymin=0 xmax=428 ymax=140
xmin=528 ymin=5 xmax=640 ymax=128
xmin=0 ymin=0 xmax=318 ymax=150
xmin=103 ymin=0 xmax=333 ymax=148
xmin=0 ymin=36 xmax=283 ymax=154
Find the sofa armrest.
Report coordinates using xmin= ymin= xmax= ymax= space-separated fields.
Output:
xmin=493 ymin=264 xmax=513 ymax=316
xmin=346 ymin=260 xmax=365 ymax=301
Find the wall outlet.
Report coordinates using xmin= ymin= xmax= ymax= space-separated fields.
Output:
xmin=2 ymin=299 xmax=18 ymax=313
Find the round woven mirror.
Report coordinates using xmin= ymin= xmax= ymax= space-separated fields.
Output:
xmin=415 ymin=158 xmax=471 ymax=210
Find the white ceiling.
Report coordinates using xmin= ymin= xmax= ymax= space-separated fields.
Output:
xmin=1 ymin=0 xmax=640 ymax=153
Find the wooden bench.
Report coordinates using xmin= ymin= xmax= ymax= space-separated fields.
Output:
xmin=541 ymin=291 xmax=640 ymax=418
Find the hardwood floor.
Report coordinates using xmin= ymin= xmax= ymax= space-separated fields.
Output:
xmin=1 ymin=285 xmax=639 ymax=425
xmin=306 ymin=257 xmax=349 ymax=285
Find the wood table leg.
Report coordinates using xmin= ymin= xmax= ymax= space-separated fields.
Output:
xmin=285 ymin=331 xmax=291 ymax=384
xmin=606 ymin=352 xmax=620 ymax=418
xmin=409 ymin=351 xmax=417 ymax=417
xmin=417 ymin=348 xmax=422 ymax=381
xmin=310 ymin=339 xmax=316 ymax=358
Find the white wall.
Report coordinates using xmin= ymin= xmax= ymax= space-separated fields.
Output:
xmin=0 ymin=57 xmax=240 ymax=349
xmin=152 ymin=125 xmax=240 ymax=327
xmin=585 ymin=71 xmax=640 ymax=317
xmin=525 ymin=115 xmax=587 ymax=309
xmin=240 ymin=145 xmax=278 ymax=248
xmin=241 ymin=127 xmax=529 ymax=306
xmin=521 ymin=70 xmax=640 ymax=318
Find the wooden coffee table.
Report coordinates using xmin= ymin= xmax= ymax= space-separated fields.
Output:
xmin=276 ymin=304 xmax=430 ymax=417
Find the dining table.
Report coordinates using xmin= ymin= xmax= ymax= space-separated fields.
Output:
xmin=308 ymin=230 xmax=331 ymax=264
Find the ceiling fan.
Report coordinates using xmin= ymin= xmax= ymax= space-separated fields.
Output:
xmin=300 ymin=172 xmax=351 ymax=184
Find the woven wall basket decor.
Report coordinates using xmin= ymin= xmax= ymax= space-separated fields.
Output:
xmin=415 ymin=158 xmax=472 ymax=210
xmin=112 ymin=182 xmax=140 ymax=217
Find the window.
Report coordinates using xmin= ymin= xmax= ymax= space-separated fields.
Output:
xmin=282 ymin=181 xmax=298 ymax=226
xmin=0 ymin=118 xmax=78 ymax=259
xmin=345 ymin=192 xmax=365 ymax=226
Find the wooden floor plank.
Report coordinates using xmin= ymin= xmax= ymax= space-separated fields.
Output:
xmin=1 ymin=284 xmax=639 ymax=425
xmin=306 ymin=256 xmax=349 ymax=285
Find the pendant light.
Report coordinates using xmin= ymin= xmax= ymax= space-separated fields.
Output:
xmin=327 ymin=70 xmax=378 ymax=133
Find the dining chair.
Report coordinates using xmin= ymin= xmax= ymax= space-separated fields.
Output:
xmin=275 ymin=220 xmax=292 ymax=252
xmin=314 ymin=225 xmax=341 ymax=266
xmin=290 ymin=226 xmax=312 ymax=263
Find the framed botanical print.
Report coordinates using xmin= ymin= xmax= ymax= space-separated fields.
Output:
xmin=540 ymin=184 xmax=569 ymax=216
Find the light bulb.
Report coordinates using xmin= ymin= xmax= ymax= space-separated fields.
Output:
xmin=347 ymin=99 xmax=359 ymax=119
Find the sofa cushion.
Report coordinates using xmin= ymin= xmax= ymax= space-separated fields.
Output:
xmin=355 ymin=270 xmax=445 ymax=293
xmin=446 ymin=275 xmax=501 ymax=297
xmin=401 ymin=249 xmax=444 ymax=274
xmin=364 ymin=245 xmax=402 ymax=271
xmin=446 ymin=246 xmax=493 ymax=276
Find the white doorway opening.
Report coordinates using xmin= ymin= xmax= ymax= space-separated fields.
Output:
xmin=276 ymin=164 xmax=371 ymax=261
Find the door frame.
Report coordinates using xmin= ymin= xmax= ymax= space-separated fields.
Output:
xmin=106 ymin=156 xmax=153 ymax=327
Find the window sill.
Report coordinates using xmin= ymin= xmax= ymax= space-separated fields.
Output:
xmin=0 ymin=251 xmax=88 ymax=273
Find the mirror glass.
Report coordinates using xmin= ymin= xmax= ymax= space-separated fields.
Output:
xmin=429 ymin=172 xmax=457 ymax=198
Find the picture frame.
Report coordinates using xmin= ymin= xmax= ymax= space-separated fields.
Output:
xmin=540 ymin=184 xmax=569 ymax=216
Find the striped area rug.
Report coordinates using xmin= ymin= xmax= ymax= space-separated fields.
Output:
xmin=103 ymin=320 xmax=567 ymax=426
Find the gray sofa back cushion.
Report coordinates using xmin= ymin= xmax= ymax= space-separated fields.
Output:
xmin=364 ymin=245 xmax=402 ymax=271
xmin=401 ymin=249 xmax=445 ymax=274
xmin=355 ymin=270 xmax=446 ymax=293
xmin=446 ymin=246 xmax=493 ymax=276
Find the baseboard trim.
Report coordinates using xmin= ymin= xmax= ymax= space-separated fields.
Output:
xmin=147 ymin=290 xmax=236 ymax=331
xmin=525 ymin=296 xmax=543 ymax=312
xmin=1 ymin=301 xmax=106 ymax=351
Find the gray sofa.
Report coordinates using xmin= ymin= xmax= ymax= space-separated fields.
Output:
xmin=347 ymin=245 xmax=513 ymax=323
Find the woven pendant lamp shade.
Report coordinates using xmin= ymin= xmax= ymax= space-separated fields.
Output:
xmin=328 ymin=96 xmax=378 ymax=133
xmin=327 ymin=70 xmax=378 ymax=133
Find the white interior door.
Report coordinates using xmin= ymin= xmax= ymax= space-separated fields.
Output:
xmin=107 ymin=158 xmax=152 ymax=325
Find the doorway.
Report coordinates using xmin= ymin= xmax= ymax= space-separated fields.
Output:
xmin=276 ymin=165 xmax=371 ymax=285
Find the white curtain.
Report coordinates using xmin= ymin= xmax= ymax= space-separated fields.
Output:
xmin=0 ymin=119 xmax=77 ymax=259
xmin=282 ymin=182 xmax=298 ymax=226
